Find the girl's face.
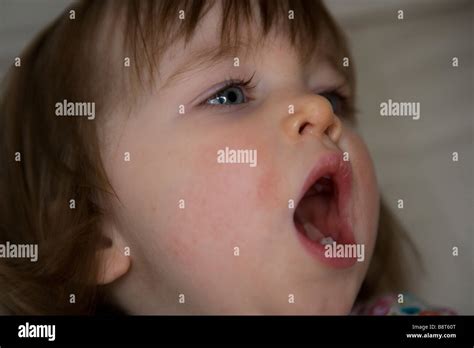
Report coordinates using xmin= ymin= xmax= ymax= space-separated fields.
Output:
xmin=101 ymin=4 xmax=380 ymax=314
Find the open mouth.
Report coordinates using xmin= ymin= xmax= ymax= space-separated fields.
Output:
xmin=293 ymin=152 xmax=356 ymax=267
xmin=294 ymin=174 xmax=340 ymax=244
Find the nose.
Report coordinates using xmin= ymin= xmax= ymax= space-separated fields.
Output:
xmin=281 ymin=94 xmax=342 ymax=144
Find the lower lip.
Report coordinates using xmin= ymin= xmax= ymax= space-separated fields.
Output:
xmin=294 ymin=223 xmax=358 ymax=268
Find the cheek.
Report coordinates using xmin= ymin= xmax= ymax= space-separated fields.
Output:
xmin=162 ymin=133 xmax=278 ymax=268
xmin=255 ymin=148 xmax=283 ymax=211
xmin=341 ymin=128 xmax=380 ymax=250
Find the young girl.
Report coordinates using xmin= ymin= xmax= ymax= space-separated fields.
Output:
xmin=0 ymin=0 xmax=451 ymax=315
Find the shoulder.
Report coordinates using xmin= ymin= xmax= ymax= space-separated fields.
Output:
xmin=351 ymin=293 xmax=457 ymax=316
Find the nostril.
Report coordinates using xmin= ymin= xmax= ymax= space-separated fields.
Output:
xmin=298 ymin=122 xmax=310 ymax=134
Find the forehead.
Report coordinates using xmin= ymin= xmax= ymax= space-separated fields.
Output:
xmin=157 ymin=5 xmax=260 ymax=87
xmin=157 ymin=2 xmax=345 ymax=90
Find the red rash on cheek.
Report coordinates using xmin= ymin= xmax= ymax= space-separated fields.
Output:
xmin=201 ymin=134 xmax=283 ymax=213
xmin=180 ymin=137 xmax=284 ymax=248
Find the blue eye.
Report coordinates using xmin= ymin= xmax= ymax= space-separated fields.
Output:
xmin=200 ymin=72 xmax=257 ymax=108
xmin=207 ymin=86 xmax=246 ymax=106
xmin=319 ymin=92 xmax=344 ymax=115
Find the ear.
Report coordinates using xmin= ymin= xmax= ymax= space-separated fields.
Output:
xmin=96 ymin=218 xmax=131 ymax=285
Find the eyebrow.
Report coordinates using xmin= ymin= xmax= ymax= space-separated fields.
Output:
xmin=159 ymin=43 xmax=254 ymax=91
xmin=159 ymin=42 xmax=351 ymax=93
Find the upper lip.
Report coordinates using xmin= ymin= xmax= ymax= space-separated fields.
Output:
xmin=296 ymin=151 xmax=354 ymax=243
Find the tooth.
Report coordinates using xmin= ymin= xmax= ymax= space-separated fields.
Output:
xmin=319 ymin=236 xmax=335 ymax=245
xmin=303 ymin=222 xmax=324 ymax=241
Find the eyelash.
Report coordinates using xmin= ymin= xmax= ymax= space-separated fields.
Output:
xmin=198 ymin=73 xmax=352 ymax=117
xmin=198 ymin=72 xmax=257 ymax=109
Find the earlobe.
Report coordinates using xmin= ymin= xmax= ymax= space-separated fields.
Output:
xmin=96 ymin=214 xmax=131 ymax=285
xmin=96 ymin=242 xmax=131 ymax=285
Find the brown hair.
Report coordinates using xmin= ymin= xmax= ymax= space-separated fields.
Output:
xmin=0 ymin=0 xmax=417 ymax=314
